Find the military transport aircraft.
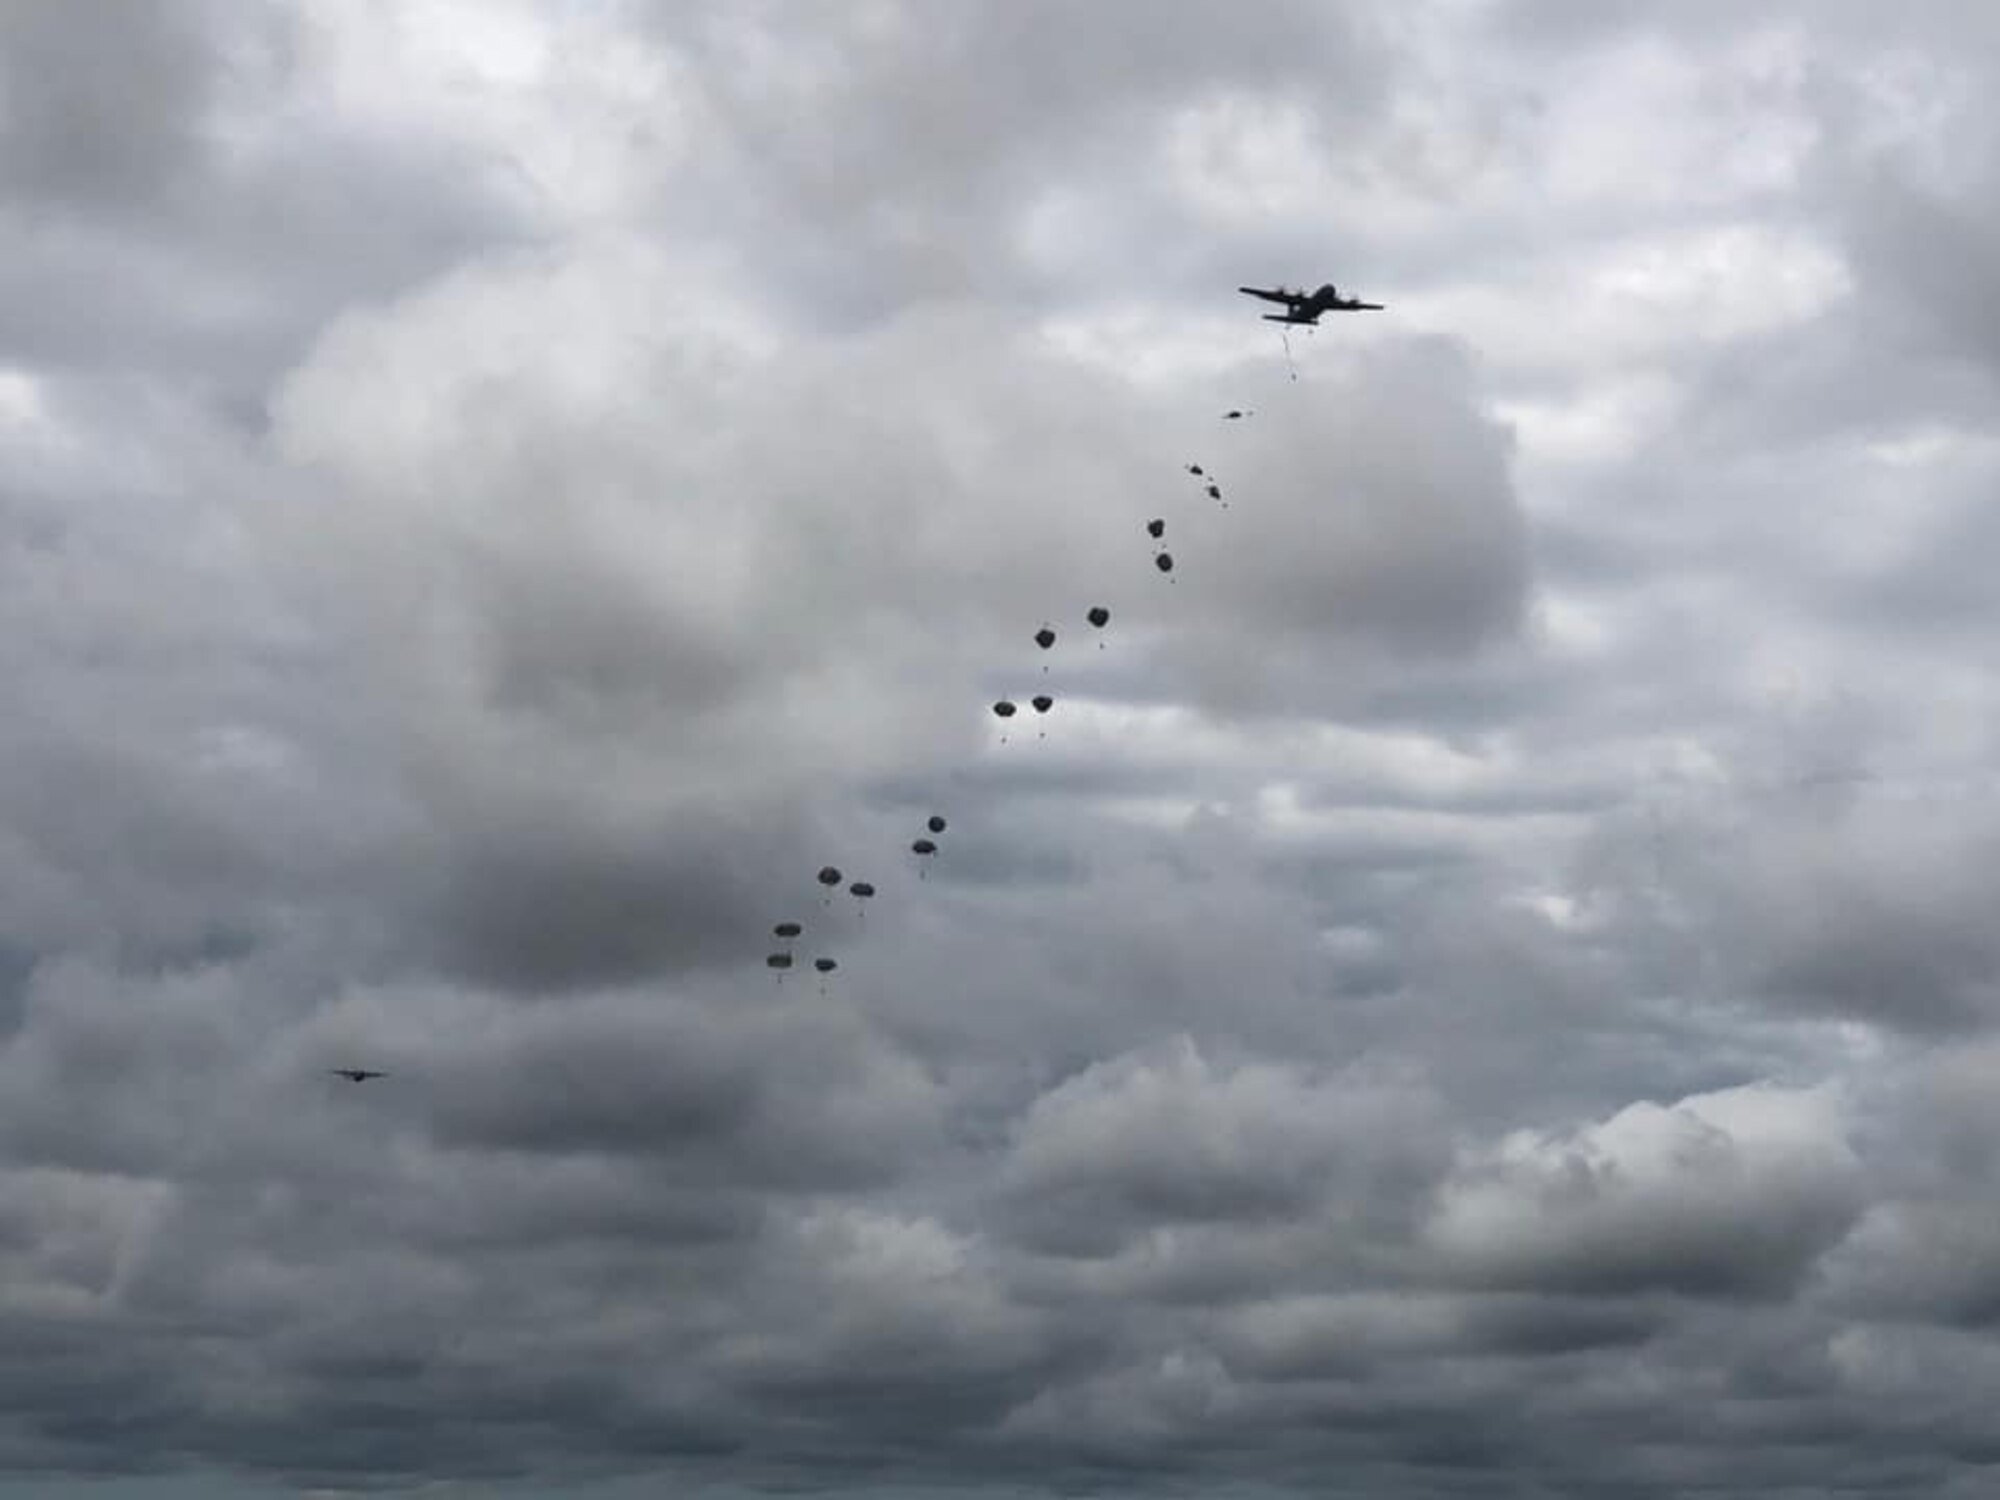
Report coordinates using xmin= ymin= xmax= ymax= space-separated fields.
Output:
xmin=1238 ymin=283 xmax=1384 ymax=323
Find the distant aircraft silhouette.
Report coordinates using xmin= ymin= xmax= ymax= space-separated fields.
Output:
xmin=1239 ymin=282 xmax=1384 ymax=324
xmin=329 ymin=1068 xmax=387 ymax=1083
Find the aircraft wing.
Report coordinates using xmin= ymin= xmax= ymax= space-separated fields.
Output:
xmin=1239 ymin=286 xmax=1304 ymax=308
xmin=1338 ymin=301 xmax=1385 ymax=311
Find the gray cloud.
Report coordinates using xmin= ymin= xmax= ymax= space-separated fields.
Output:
xmin=7 ymin=1 xmax=2000 ymax=1495
xmin=1421 ymin=1084 xmax=1865 ymax=1300
xmin=0 ymin=0 xmax=226 ymax=211
xmin=638 ymin=0 xmax=1399 ymax=321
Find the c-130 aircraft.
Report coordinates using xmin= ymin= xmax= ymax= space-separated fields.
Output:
xmin=1238 ymin=282 xmax=1384 ymax=323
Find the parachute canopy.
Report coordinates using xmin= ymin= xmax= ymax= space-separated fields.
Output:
xmin=848 ymin=881 xmax=875 ymax=899
xmin=1034 ymin=627 xmax=1056 ymax=650
xmin=994 ymin=700 xmax=1017 ymax=718
xmin=1146 ymin=518 xmax=1165 ymax=539
xmin=927 ymin=815 xmax=947 ymax=834
xmin=767 ymin=953 xmax=794 ymax=970
xmin=774 ymin=921 xmax=803 ymax=939
xmin=814 ymin=957 xmax=837 ymax=974
xmin=1031 ymin=694 xmax=1053 ymax=713
xmin=912 ymin=838 xmax=937 ymax=856
xmin=1087 ymin=606 xmax=1110 ymax=628
xmin=817 ymin=866 xmax=842 ymax=887
xmin=1156 ymin=552 xmax=1175 ymax=573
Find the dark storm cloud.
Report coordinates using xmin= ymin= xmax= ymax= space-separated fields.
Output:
xmin=419 ymin=800 xmax=817 ymax=993
xmin=420 ymin=991 xmax=940 ymax=1190
xmin=0 ymin=958 xmax=287 ymax=1178
xmin=1624 ymin=791 xmax=2000 ymax=1036
xmin=1813 ymin=171 xmax=2000 ymax=373
xmin=1812 ymin=1040 xmax=2000 ymax=1330
xmin=1209 ymin=1290 xmax=1665 ymax=1385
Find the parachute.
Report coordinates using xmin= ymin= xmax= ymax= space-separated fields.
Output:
xmin=1156 ymin=551 xmax=1175 ymax=574
xmin=767 ymin=952 xmax=793 ymax=970
xmin=814 ymin=957 xmax=837 ymax=974
xmin=773 ymin=921 xmax=803 ymax=939
xmin=1185 ymin=462 xmax=1228 ymax=509
xmin=927 ymin=815 xmax=947 ymax=834
xmin=815 ymin=864 xmax=843 ymax=908
xmin=848 ymin=881 xmax=875 ymax=899
xmin=1031 ymin=694 xmax=1053 ymax=713
xmin=993 ymin=700 xmax=1017 ymax=718
xmin=1147 ymin=518 xmax=1165 ymax=539
xmin=1034 ymin=627 xmax=1055 ymax=651
xmin=912 ymin=837 xmax=937 ymax=856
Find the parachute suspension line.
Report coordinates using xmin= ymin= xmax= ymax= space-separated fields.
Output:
xmin=1278 ymin=326 xmax=1299 ymax=382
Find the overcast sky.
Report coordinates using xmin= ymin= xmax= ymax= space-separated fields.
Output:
xmin=7 ymin=1 xmax=2000 ymax=1495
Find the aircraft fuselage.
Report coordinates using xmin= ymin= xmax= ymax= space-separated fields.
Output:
xmin=1240 ymin=283 xmax=1384 ymax=324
